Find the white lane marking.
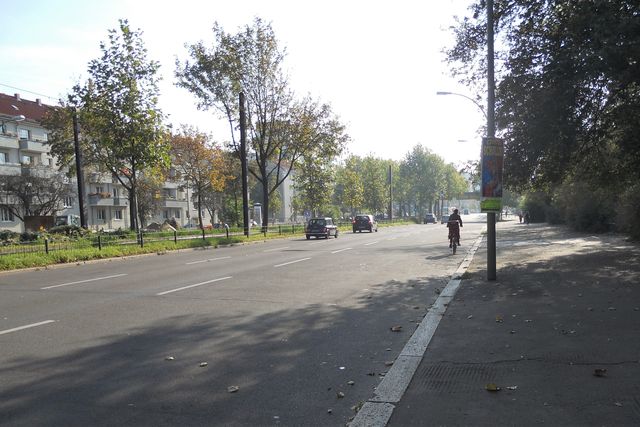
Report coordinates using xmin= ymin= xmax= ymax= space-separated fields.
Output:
xmin=157 ymin=276 xmax=232 ymax=296
xmin=364 ymin=241 xmax=379 ymax=246
xmin=331 ymin=247 xmax=352 ymax=254
xmin=41 ymin=274 xmax=128 ymax=290
xmin=186 ymin=256 xmax=231 ymax=265
xmin=263 ymin=246 xmax=290 ymax=253
xmin=274 ymin=257 xmax=311 ymax=268
xmin=0 ymin=320 xmax=56 ymax=336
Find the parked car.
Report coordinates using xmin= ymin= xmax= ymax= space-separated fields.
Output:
xmin=423 ymin=213 xmax=436 ymax=224
xmin=305 ymin=217 xmax=339 ymax=239
xmin=352 ymin=214 xmax=378 ymax=233
xmin=440 ymin=214 xmax=450 ymax=224
xmin=463 ymin=209 xmax=469 ymax=215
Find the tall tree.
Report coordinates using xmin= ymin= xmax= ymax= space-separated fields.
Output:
xmin=45 ymin=19 xmax=169 ymax=230
xmin=170 ymin=126 xmax=228 ymax=229
xmin=446 ymin=0 xmax=640 ymax=192
xmin=336 ymin=156 xmax=364 ymax=217
xmin=176 ymin=18 xmax=348 ymax=230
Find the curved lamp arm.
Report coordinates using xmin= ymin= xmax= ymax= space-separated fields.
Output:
xmin=436 ymin=91 xmax=487 ymax=119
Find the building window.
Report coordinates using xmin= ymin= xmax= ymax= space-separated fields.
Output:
xmin=0 ymin=152 xmax=7 ymax=163
xmin=97 ymin=209 xmax=106 ymax=221
xmin=19 ymin=129 xmax=30 ymax=140
xmin=21 ymin=155 xmax=34 ymax=165
xmin=63 ymin=197 xmax=74 ymax=208
xmin=114 ymin=209 xmax=122 ymax=220
xmin=0 ymin=207 xmax=14 ymax=222
xmin=42 ymin=132 xmax=48 ymax=142
xmin=112 ymin=187 xmax=119 ymax=198
xmin=163 ymin=210 xmax=169 ymax=219
xmin=95 ymin=186 xmax=103 ymax=193
xmin=175 ymin=209 xmax=181 ymax=219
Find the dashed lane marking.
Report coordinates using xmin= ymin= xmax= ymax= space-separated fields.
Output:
xmin=41 ymin=274 xmax=128 ymax=290
xmin=157 ymin=276 xmax=232 ymax=296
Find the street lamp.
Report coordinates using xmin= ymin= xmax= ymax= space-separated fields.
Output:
xmin=436 ymin=91 xmax=487 ymax=119
xmin=0 ymin=114 xmax=25 ymax=134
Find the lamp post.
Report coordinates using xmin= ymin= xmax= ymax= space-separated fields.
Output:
xmin=437 ymin=70 xmax=498 ymax=280
xmin=71 ymin=108 xmax=87 ymax=229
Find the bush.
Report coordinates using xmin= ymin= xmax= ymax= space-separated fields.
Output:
xmin=551 ymin=181 xmax=614 ymax=233
xmin=48 ymin=225 xmax=89 ymax=237
xmin=616 ymin=183 xmax=640 ymax=240
xmin=521 ymin=192 xmax=551 ymax=223
xmin=20 ymin=231 xmax=40 ymax=242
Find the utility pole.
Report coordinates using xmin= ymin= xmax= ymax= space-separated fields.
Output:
xmin=239 ymin=92 xmax=250 ymax=237
xmin=72 ymin=107 xmax=86 ymax=229
xmin=388 ymin=164 xmax=393 ymax=221
xmin=486 ymin=0 xmax=497 ymax=280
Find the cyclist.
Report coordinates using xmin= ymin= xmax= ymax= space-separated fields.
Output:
xmin=447 ymin=208 xmax=463 ymax=247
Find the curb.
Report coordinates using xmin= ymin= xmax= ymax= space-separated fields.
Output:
xmin=350 ymin=232 xmax=485 ymax=426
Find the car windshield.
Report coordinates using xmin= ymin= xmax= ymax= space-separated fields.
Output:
xmin=356 ymin=216 xmax=369 ymax=221
xmin=308 ymin=219 xmax=326 ymax=226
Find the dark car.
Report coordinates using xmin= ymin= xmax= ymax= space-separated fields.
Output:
xmin=352 ymin=214 xmax=378 ymax=233
xmin=440 ymin=214 xmax=450 ymax=224
xmin=305 ymin=217 xmax=338 ymax=240
xmin=423 ymin=213 xmax=436 ymax=224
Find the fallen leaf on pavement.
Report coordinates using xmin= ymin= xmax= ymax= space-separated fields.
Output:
xmin=485 ymin=383 xmax=501 ymax=392
xmin=506 ymin=386 xmax=518 ymax=390
xmin=495 ymin=315 xmax=504 ymax=323
xmin=199 ymin=362 xmax=208 ymax=367
xmin=593 ymin=368 xmax=607 ymax=377
xmin=337 ymin=391 xmax=345 ymax=398
xmin=348 ymin=380 xmax=355 ymax=385
xmin=390 ymin=326 xmax=403 ymax=332
xmin=615 ymin=402 xmax=623 ymax=407
xmin=385 ymin=361 xmax=394 ymax=366
xmin=227 ymin=386 xmax=239 ymax=393
xmin=165 ymin=356 xmax=175 ymax=361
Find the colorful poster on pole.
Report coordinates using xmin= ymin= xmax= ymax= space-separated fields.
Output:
xmin=481 ymin=137 xmax=503 ymax=212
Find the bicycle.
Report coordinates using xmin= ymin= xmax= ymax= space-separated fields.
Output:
xmin=447 ymin=220 xmax=461 ymax=255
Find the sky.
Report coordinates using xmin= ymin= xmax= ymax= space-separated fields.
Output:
xmin=0 ymin=0 xmax=486 ymax=165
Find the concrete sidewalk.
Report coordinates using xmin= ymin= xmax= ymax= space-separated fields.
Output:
xmin=359 ymin=220 xmax=640 ymax=426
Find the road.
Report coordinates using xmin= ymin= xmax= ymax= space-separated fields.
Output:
xmin=0 ymin=216 xmax=485 ymax=426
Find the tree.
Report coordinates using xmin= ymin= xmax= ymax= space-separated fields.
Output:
xmin=176 ymin=18 xmax=348 ymax=230
xmin=446 ymin=1 xmax=640 ymax=192
xmin=0 ymin=174 xmax=72 ymax=222
xmin=170 ymin=126 xmax=228 ymax=229
xmin=336 ymin=156 xmax=364 ymax=217
xmin=45 ymin=19 xmax=169 ymax=231
xmin=135 ymin=170 xmax=166 ymax=228
xmin=400 ymin=145 xmax=445 ymax=217
xmin=360 ymin=155 xmax=388 ymax=215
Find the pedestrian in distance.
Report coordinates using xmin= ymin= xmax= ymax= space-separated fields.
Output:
xmin=519 ymin=212 xmax=523 ymax=223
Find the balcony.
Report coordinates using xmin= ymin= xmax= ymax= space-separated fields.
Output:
xmin=0 ymin=163 xmax=21 ymax=176
xmin=19 ymin=139 xmax=48 ymax=153
xmin=160 ymin=197 xmax=188 ymax=208
xmin=0 ymin=134 xmax=19 ymax=149
xmin=88 ymin=193 xmax=129 ymax=206
xmin=21 ymin=165 xmax=56 ymax=178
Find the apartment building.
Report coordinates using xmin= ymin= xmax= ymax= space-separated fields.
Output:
xmin=0 ymin=92 xmax=214 ymax=232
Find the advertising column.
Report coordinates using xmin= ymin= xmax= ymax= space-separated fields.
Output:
xmin=480 ymin=137 xmax=503 ymax=212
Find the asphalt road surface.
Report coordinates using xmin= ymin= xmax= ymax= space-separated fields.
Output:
xmin=0 ymin=215 xmax=485 ymax=426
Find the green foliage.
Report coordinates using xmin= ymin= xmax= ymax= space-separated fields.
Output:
xmin=520 ymin=192 xmax=550 ymax=223
xmin=551 ymin=182 xmax=615 ymax=232
xmin=177 ymin=18 xmax=348 ymax=227
xmin=447 ymin=1 xmax=640 ymax=194
xmin=617 ymin=183 xmax=640 ymax=240
xmin=49 ymin=19 xmax=170 ymax=231
xmin=48 ymin=225 xmax=89 ymax=238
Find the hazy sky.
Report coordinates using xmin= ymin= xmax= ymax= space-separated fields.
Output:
xmin=0 ymin=0 xmax=486 ymax=165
